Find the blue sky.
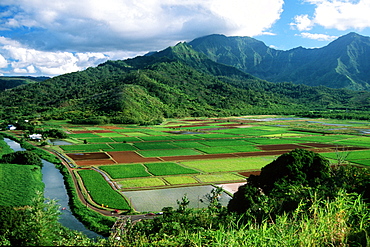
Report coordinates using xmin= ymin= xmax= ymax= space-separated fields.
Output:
xmin=1 ymin=0 xmax=370 ymax=77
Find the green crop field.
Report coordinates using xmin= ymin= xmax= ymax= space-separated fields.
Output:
xmin=97 ymin=133 xmax=125 ymax=138
xmin=228 ymin=145 xmax=262 ymax=152
xmin=60 ymin=143 xmax=112 ymax=151
xmin=172 ymin=141 xmax=208 ymax=148
xmin=195 ymin=146 xmax=237 ymax=154
xmin=351 ymin=159 xmax=370 ymax=166
xmin=111 ymin=137 xmax=142 ymax=142
xmin=181 ymin=156 xmax=275 ymax=173
xmin=144 ymin=162 xmax=199 ymax=176
xmin=138 ymin=136 xmax=174 ymax=141
xmin=77 ymin=170 xmax=129 ymax=209
xmin=99 ymin=164 xmax=150 ymax=179
xmin=118 ymin=177 xmax=166 ymax=189
xmin=164 ymin=176 xmax=199 ymax=185
xmin=138 ymin=149 xmax=202 ymax=157
xmin=69 ymin=133 xmax=101 ymax=138
xmin=134 ymin=142 xmax=180 ymax=150
xmin=198 ymin=139 xmax=250 ymax=147
xmin=107 ymin=143 xmax=137 ymax=151
xmin=0 ymin=163 xmax=44 ymax=206
xmin=195 ymin=173 xmax=245 ymax=183
xmin=85 ymin=137 xmax=114 ymax=143
xmin=169 ymin=135 xmax=203 ymax=140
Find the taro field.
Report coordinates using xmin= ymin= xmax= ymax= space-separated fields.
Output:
xmin=44 ymin=116 xmax=370 ymax=212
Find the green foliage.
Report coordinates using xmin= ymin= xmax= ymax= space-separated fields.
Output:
xmin=99 ymin=164 xmax=150 ymax=179
xmin=77 ymin=170 xmax=130 ymax=210
xmin=144 ymin=162 xmax=199 ymax=176
xmin=190 ymin=32 xmax=370 ymax=91
xmin=1 ymin=150 xmax=42 ymax=167
xmin=1 ymin=40 xmax=369 ymax=123
xmin=0 ymin=163 xmax=44 ymax=206
xmin=227 ymin=149 xmax=370 ymax=221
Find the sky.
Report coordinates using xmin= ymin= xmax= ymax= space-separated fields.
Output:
xmin=1 ymin=0 xmax=370 ymax=77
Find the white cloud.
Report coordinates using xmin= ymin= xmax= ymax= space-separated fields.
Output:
xmin=0 ymin=54 xmax=7 ymax=68
xmin=0 ymin=0 xmax=285 ymax=76
xmin=300 ymin=32 xmax=338 ymax=41
xmin=295 ymin=0 xmax=370 ymax=31
xmin=291 ymin=14 xmax=313 ymax=31
xmin=1 ymin=0 xmax=284 ymax=51
xmin=0 ymin=37 xmax=111 ymax=76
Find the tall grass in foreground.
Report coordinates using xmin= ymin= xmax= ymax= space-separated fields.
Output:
xmin=118 ymin=191 xmax=369 ymax=246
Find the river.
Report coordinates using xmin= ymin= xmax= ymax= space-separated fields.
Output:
xmin=4 ymin=138 xmax=101 ymax=239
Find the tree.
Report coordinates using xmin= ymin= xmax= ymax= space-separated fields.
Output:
xmin=1 ymin=150 xmax=42 ymax=167
xmin=228 ymin=149 xmax=331 ymax=215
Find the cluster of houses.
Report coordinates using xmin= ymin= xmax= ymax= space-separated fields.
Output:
xmin=6 ymin=124 xmax=43 ymax=141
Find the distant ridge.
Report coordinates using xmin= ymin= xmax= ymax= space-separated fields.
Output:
xmin=0 ymin=76 xmax=49 ymax=91
xmin=189 ymin=32 xmax=370 ymax=90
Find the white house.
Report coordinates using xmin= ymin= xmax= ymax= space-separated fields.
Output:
xmin=29 ymin=134 xmax=43 ymax=141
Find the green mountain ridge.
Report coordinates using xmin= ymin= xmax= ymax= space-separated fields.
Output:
xmin=189 ymin=32 xmax=370 ymax=90
xmin=0 ymin=41 xmax=369 ymax=123
xmin=0 ymin=76 xmax=49 ymax=91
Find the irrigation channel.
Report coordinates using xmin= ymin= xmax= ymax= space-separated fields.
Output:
xmin=4 ymin=138 xmax=102 ymax=239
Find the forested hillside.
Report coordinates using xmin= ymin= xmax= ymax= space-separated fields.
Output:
xmin=189 ymin=32 xmax=370 ymax=90
xmin=0 ymin=76 xmax=49 ymax=91
xmin=0 ymin=42 xmax=369 ymax=124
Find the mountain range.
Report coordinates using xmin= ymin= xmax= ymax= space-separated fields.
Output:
xmin=0 ymin=32 xmax=369 ymax=124
xmin=189 ymin=32 xmax=370 ymax=91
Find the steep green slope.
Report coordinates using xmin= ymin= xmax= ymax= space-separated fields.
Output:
xmin=0 ymin=76 xmax=49 ymax=91
xmin=189 ymin=32 xmax=370 ymax=90
xmin=0 ymin=42 xmax=368 ymax=123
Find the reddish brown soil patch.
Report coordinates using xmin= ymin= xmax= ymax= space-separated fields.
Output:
xmin=239 ymin=171 xmax=261 ymax=177
xmin=98 ymin=126 xmax=124 ymax=129
xmin=75 ymin=159 xmax=116 ymax=166
xmin=72 ymin=130 xmax=94 ymax=134
xmin=107 ymin=151 xmax=160 ymax=163
xmin=257 ymin=144 xmax=307 ymax=151
xmin=67 ymin=152 xmax=110 ymax=160
xmin=92 ymin=130 xmax=115 ymax=133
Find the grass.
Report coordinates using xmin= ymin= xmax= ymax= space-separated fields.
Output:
xmin=134 ymin=142 xmax=180 ymax=150
xmin=321 ymin=150 xmax=370 ymax=161
xmin=108 ymin=143 xmax=137 ymax=151
xmin=99 ymin=164 xmax=150 ymax=179
xmin=164 ymin=176 xmax=199 ymax=185
xmin=69 ymin=133 xmax=100 ymax=138
xmin=84 ymin=137 xmax=114 ymax=143
xmin=172 ymin=141 xmax=208 ymax=148
xmin=195 ymin=173 xmax=245 ymax=183
xmin=351 ymin=159 xmax=370 ymax=166
xmin=138 ymin=149 xmax=202 ymax=157
xmin=97 ymin=133 xmax=125 ymax=138
xmin=118 ymin=177 xmax=166 ymax=188
xmin=77 ymin=169 xmax=130 ymax=210
xmin=138 ymin=136 xmax=174 ymax=141
xmin=144 ymin=162 xmax=199 ymax=176
xmin=198 ymin=139 xmax=250 ymax=147
xmin=181 ymin=156 xmax=275 ymax=173
xmin=111 ymin=137 xmax=142 ymax=142
xmin=195 ymin=146 xmax=238 ymax=154
xmin=59 ymin=143 xmax=112 ymax=151
xmin=228 ymin=145 xmax=261 ymax=152
xmin=0 ymin=163 xmax=44 ymax=206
